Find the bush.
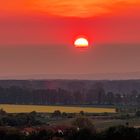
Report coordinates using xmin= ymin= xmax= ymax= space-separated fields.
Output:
xmin=72 ymin=117 xmax=95 ymax=132
xmin=136 ymin=111 xmax=140 ymax=117
xmin=0 ymin=109 xmax=7 ymax=115
xmin=52 ymin=110 xmax=61 ymax=118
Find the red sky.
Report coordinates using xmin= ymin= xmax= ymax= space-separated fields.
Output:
xmin=0 ymin=0 xmax=140 ymax=79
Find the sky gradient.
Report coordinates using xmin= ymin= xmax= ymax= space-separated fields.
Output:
xmin=0 ymin=0 xmax=140 ymax=79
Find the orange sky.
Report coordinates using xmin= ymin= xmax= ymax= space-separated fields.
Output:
xmin=0 ymin=0 xmax=140 ymax=78
xmin=0 ymin=0 xmax=140 ymax=45
xmin=0 ymin=0 xmax=140 ymax=17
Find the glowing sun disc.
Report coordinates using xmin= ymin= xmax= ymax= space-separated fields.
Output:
xmin=74 ymin=38 xmax=89 ymax=48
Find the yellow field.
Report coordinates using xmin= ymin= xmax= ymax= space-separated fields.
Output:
xmin=0 ymin=104 xmax=116 ymax=113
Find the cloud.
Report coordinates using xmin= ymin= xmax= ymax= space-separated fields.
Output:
xmin=0 ymin=0 xmax=140 ymax=17
xmin=31 ymin=0 xmax=140 ymax=17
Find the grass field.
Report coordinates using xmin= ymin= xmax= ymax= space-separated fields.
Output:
xmin=53 ymin=117 xmax=140 ymax=130
xmin=0 ymin=104 xmax=116 ymax=113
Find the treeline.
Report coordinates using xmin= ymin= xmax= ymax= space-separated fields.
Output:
xmin=0 ymin=85 xmax=140 ymax=105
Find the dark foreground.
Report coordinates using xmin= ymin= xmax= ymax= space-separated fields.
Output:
xmin=0 ymin=125 xmax=140 ymax=140
xmin=1 ymin=108 xmax=140 ymax=140
xmin=0 ymin=111 xmax=140 ymax=140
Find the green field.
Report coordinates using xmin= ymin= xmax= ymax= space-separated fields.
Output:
xmin=52 ymin=117 xmax=140 ymax=130
xmin=0 ymin=104 xmax=116 ymax=113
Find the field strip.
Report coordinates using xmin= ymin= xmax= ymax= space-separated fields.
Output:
xmin=0 ymin=104 xmax=116 ymax=113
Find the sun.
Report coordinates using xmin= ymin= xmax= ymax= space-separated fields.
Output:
xmin=74 ymin=38 xmax=89 ymax=48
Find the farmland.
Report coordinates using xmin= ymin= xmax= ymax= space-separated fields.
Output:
xmin=0 ymin=104 xmax=116 ymax=113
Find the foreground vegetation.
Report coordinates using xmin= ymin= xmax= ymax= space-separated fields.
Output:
xmin=1 ymin=108 xmax=140 ymax=140
xmin=0 ymin=123 xmax=140 ymax=140
xmin=0 ymin=109 xmax=140 ymax=140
